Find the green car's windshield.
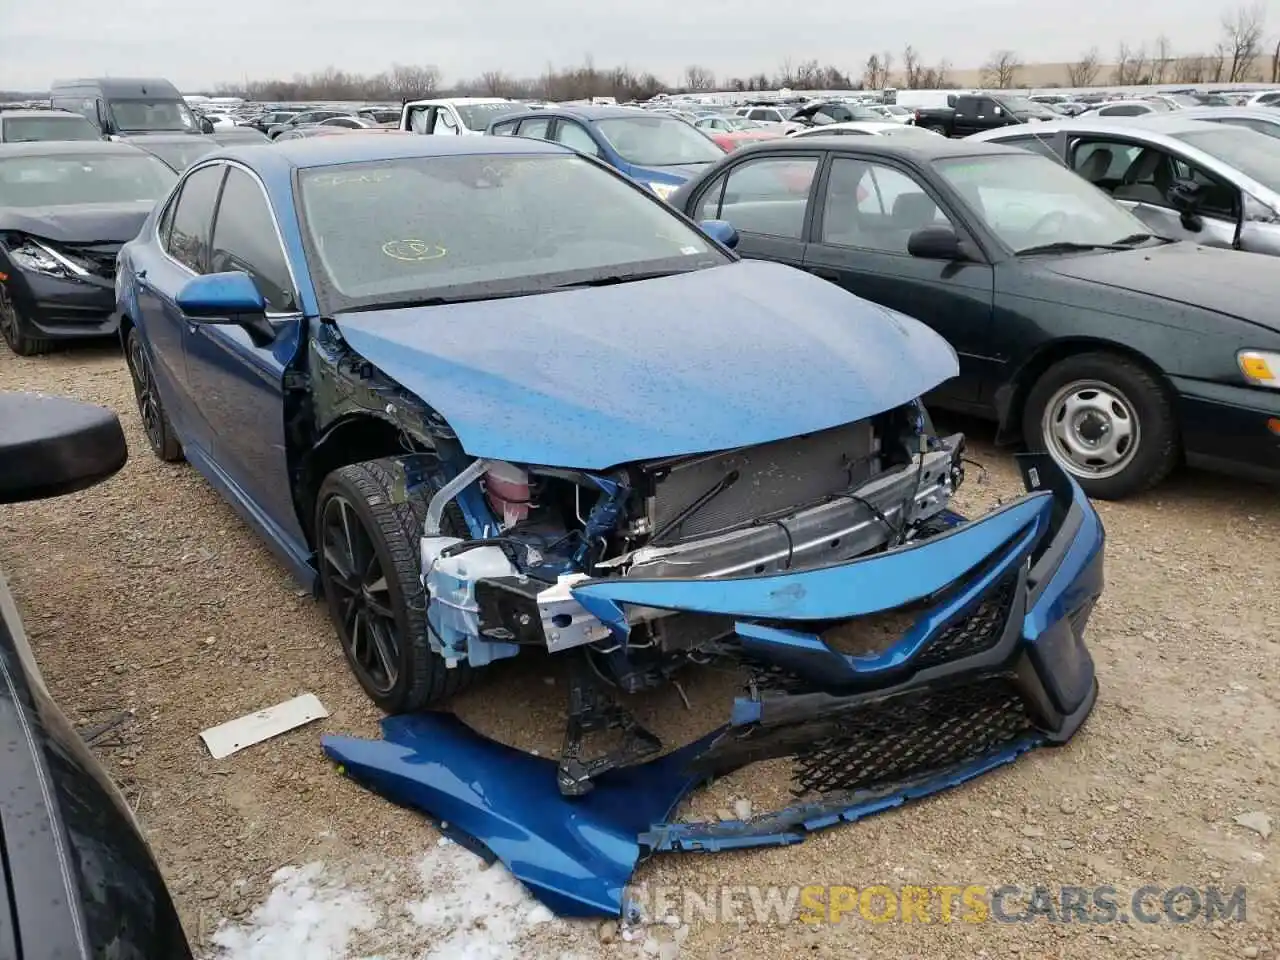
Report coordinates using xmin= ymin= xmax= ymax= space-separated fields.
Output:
xmin=298 ymin=153 xmax=728 ymax=312
xmin=933 ymin=153 xmax=1149 ymax=252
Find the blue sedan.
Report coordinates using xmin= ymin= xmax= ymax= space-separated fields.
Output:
xmin=486 ymin=105 xmax=725 ymax=200
xmin=116 ymin=133 xmax=1103 ymax=913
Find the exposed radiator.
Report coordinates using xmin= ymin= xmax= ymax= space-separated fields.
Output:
xmin=643 ymin=420 xmax=879 ymax=545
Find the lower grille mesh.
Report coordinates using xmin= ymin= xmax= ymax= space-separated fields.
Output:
xmin=789 ymin=675 xmax=1034 ymax=797
xmin=913 ymin=573 xmax=1018 ymax=669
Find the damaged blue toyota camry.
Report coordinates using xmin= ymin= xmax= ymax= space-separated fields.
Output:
xmin=116 ymin=134 xmax=1104 ymax=918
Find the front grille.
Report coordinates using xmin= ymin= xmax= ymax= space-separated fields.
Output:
xmin=789 ymin=675 xmax=1034 ymax=797
xmin=912 ymin=573 xmax=1018 ymax=670
xmin=645 ymin=420 xmax=878 ymax=545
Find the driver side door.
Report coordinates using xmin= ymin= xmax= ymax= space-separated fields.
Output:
xmin=182 ymin=164 xmax=309 ymax=555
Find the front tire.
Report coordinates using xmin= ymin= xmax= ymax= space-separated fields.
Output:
xmin=125 ymin=327 xmax=184 ymax=462
xmin=1022 ymin=352 xmax=1179 ymax=500
xmin=0 ymin=289 xmax=54 ymax=356
xmin=315 ymin=459 xmax=474 ymax=713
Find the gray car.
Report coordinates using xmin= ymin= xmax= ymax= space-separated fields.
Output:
xmin=968 ymin=116 xmax=1280 ymax=257
xmin=1146 ymin=105 xmax=1280 ymax=140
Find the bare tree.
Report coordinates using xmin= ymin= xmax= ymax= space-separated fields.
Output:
xmin=1221 ymin=3 xmax=1266 ymax=81
xmin=479 ymin=71 xmax=514 ymax=96
xmin=902 ymin=45 xmax=922 ymax=88
xmin=881 ymin=51 xmax=895 ymax=87
xmin=1210 ymin=42 xmax=1228 ymax=80
xmin=1273 ymin=38 xmax=1280 ymax=81
xmin=864 ymin=54 xmax=884 ymax=90
xmin=1066 ymin=47 xmax=1102 ymax=86
xmin=1173 ymin=54 xmax=1209 ymax=82
xmin=776 ymin=57 xmax=796 ymax=87
xmin=386 ymin=64 xmax=441 ymax=100
xmin=980 ymin=50 xmax=1021 ymax=88
xmin=683 ymin=65 xmax=716 ymax=91
xmin=1112 ymin=43 xmax=1149 ymax=84
xmin=1152 ymin=35 xmax=1174 ymax=83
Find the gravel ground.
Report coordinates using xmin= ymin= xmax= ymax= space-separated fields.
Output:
xmin=2 ymin=343 xmax=1277 ymax=960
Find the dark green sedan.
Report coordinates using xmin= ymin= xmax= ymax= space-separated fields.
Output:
xmin=671 ymin=136 xmax=1280 ymax=499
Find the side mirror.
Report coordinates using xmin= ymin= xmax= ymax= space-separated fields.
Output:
xmin=94 ymin=100 xmax=113 ymax=135
xmin=176 ymin=272 xmax=276 ymax=341
xmin=993 ymin=105 xmax=1004 ymax=116
xmin=1168 ymin=178 xmax=1205 ymax=213
xmin=700 ymin=218 xmax=740 ymax=249
xmin=201 ymin=117 xmax=215 ymax=134
xmin=0 ymin=394 xmax=127 ymax=504
xmin=907 ymin=225 xmax=964 ymax=260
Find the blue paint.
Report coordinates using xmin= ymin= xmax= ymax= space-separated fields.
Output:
xmin=333 ymin=261 xmax=958 ymax=469
xmin=175 ymin=271 xmax=266 ymax=316
xmin=571 ymin=493 xmax=1052 ymax=620
xmin=322 ymin=712 xmax=716 ymax=917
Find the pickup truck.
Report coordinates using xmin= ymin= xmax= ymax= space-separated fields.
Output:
xmin=912 ymin=93 xmax=1057 ymax=137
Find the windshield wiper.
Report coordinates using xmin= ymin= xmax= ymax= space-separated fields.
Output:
xmin=1112 ymin=232 xmax=1171 ymax=247
xmin=340 ymin=290 xmax=538 ymax=313
xmin=551 ymin=268 xmax=692 ymax=290
xmin=1015 ymin=241 xmax=1129 ymax=256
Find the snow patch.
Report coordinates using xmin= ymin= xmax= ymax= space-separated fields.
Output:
xmin=210 ymin=862 xmax=376 ymax=960
xmin=405 ymin=843 xmax=556 ymax=959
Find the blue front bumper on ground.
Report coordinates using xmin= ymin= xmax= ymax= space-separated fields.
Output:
xmin=322 ymin=454 xmax=1104 ymax=918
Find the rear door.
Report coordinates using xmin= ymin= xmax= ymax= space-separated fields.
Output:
xmin=685 ymin=151 xmax=822 ymax=268
xmin=802 ymin=154 xmax=995 ymax=406
xmin=181 ymin=164 xmax=309 ymax=552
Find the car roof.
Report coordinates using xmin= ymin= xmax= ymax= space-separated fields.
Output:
xmin=0 ymin=140 xmax=149 ymax=158
xmin=969 ymin=115 xmax=1229 ymax=141
xmin=0 ymin=110 xmax=88 ymax=120
xmin=510 ymin=105 xmax=649 ymax=121
xmin=792 ymin=120 xmax=908 ymax=135
xmin=1170 ymin=106 xmax=1280 ymax=123
xmin=52 ymin=77 xmax=181 ymax=97
xmin=730 ymin=133 xmax=1025 ymax=161
xmin=123 ymin=133 xmax=218 ymax=145
xmin=211 ymin=131 xmax=573 ymax=172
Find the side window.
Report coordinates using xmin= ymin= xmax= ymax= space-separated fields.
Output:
xmin=407 ymin=106 xmax=432 ymax=134
xmin=516 ymin=117 xmax=552 ymax=140
xmin=209 ymin=168 xmax=298 ymax=313
xmin=1102 ymin=104 xmax=1146 ymax=117
xmin=708 ymin=156 xmax=819 ymax=239
xmin=1001 ymin=136 xmax=1061 ymax=161
xmin=157 ymin=189 xmax=179 ymax=248
xmin=553 ymin=121 xmax=601 ymax=156
xmin=166 ymin=164 xmax=225 ymax=273
xmin=821 ymin=158 xmax=952 ymax=253
xmin=490 ymin=119 xmax=519 ymax=136
xmin=1168 ymin=157 xmax=1240 ymax=219
xmin=1071 ymin=140 xmax=1140 ymax=186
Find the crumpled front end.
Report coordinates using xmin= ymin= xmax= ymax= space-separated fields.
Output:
xmin=323 ymin=446 xmax=1104 ymax=918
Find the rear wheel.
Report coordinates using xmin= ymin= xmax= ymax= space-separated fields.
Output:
xmin=1022 ymin=352 xmax=1179 ymax=500
xmin=927 ymin=124 xmax=948 ymax=136
xmin=315 ymin=459 xmax=474 ymax=713
xmin=0 ymin=289 xmax=54 ymax=356
xmin=125 ymin=327 xmax=184 ymax=462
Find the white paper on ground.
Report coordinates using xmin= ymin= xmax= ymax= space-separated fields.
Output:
xmin=200 ymin=693 xmax=329 ymax=759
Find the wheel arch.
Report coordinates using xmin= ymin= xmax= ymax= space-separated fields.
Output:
xmin=995 ymin=337 xmax=1176 ymax=445
xmin=294 ymin=413 xmax=429 ymax=550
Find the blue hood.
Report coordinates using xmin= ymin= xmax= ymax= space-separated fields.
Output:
xmin=334 ymin=259 xmax=958 ymax=469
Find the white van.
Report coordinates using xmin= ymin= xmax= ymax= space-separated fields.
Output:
xmin=894 ymin=90 xmax=969 ymax=111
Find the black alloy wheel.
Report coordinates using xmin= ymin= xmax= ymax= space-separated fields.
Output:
xmin=315 ymin=459 xmax=474 ymax=713
xmin=125 ymin=327 xmax=183 ymax=461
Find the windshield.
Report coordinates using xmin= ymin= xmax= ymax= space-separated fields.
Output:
xmin=999 ymin=96 xmax=1056 ymax=117
xmin=456 ymin=103 xmax=526 ymax=131
xmin=110 ymin=98 xmax=198 ymax=132
xmin=136 ymin=139 xmax=218 ymax=172
xmin=593 ymin=116 xmax=725 ymax=165
xmin=297 ymin=153 xmax=728 ymax=312
xmin=1171 ymin=127 xmax=1280 ymax=191
xmin=0 ymin=153 xmax=177 ymax=207
xmin=933 ymin=153 xmax=1149 ymax=252
xmin=2 ymin=115 xmax=101 ymax=142
xmin=883 ymin=105 xmax=910 ymax=116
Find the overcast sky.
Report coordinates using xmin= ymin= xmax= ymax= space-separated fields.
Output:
xmin=1 ymin=0 xmax=1273 ymax=91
